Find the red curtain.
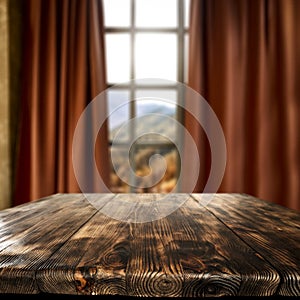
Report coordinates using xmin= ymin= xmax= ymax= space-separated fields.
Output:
xmin=14 ymin=0 xmax=109 ymax=205
xmin=186 ymin=0 xmax=300 ymax=210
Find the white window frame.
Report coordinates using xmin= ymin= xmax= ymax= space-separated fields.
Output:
xmin=104 ymin=0 xmax=189 ymax=192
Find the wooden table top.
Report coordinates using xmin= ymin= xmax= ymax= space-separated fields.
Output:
xmin=0 ymin=193 xmax=299 ymax=297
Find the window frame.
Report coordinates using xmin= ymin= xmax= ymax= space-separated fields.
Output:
xmin=104 ymin=0 xmax=189 ymax=192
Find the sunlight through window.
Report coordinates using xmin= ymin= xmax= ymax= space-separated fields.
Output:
xmin=103 ymin=0 xmax=190 ymax=193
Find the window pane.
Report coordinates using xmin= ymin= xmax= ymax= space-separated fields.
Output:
xmin=105 ymin=34 xmax=130 ymax=83
xmin=109 ymin=146 xmax=131 ymax=193
xmin=184 ymin=0 xmax=190 ymax=28
xmin=135 ymin=34 xmax=177 ymax=82
xmin=184 ymin=33 xmax=189 ymax=83
xmin=109 ymin=145 xmax=179 ymax=193
xmin=108 ymin=89 xmax=130 ymax=141
xmin=135 ymin=0 xmax=177 ymax=28
xmin=136 ymin=89 xmax=177 ymax=116
xmin=103 ymin=0 xmax=130 ymax=27
xmin=135 ymin=89 xmax=177 ymax=143
xmin=134 ymin=147 xmax=179 ymax=193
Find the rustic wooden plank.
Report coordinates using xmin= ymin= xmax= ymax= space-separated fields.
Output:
xmin=36 ymin=194 xmax=131 ymax=295
xmin=0 ymin=193 xmax=104 ymax=294
xmin=0 ymin=193 xmax=298 ymax=297
xmin=0 ymin=193 xmax=62 ymax=217
xmin=37 ymin=194 xmax=178 ymax=296
xmin=125 ymin=193 xmax=187 ymax=223
xmin=124 ymin=194 xmax=279 ymax=297
xmin=0 ymin=194 xmax=86 ymax=252
xmin=125 ymin=194 xmax=184 ymax=297
xmin=0 ymin=193 xmax=63 ymax=230
xmin=37 ymin=194 xmax=184 ymax=296
xmin=168 ymin=196 xmax=280 ymax=297
xmin=192 ymin=193 xmax=300 ymax=296
xmin=74 ymin=194 xmax=134 ymax=296
xmin=35 ymin=194 xmax=281 ymax=296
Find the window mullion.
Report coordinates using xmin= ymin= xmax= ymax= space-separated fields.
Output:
xmin=178 ymin=0 xmax=184 ymax=84
xmin=129 ymin=0 xmax=136 ymax=192
xmin=176 ymin=0 xmax=185 ymax=192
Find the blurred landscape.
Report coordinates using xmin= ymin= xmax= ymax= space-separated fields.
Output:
xmin=109 ymin=100 xmax=180 ymax=193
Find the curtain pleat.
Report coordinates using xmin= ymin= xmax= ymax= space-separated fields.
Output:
xmin=186 ymin=0 xmax=300 ymax=210
xmin=14 ymin=0 xmax=109 ymax=205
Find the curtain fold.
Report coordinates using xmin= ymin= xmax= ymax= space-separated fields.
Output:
xmin=13 ymin=0 xmax=109 ymax=205
xmin=185 ymin=0 xmax=300 ymax=210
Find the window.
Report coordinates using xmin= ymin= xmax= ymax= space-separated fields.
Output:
xmin=103 ymin=0 xmax=190 ymax=193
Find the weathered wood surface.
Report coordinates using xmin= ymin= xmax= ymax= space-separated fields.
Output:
xmin=0 ymin=193 xmax=299 ymax=297
xmin=192 ymin=193 xmax=300 ymax=296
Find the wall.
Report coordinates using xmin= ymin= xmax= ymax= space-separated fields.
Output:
xmin=0 ymin=0 xmax=22 ymax=209
xmin=0 ymin=0 xmax=10 ymax=209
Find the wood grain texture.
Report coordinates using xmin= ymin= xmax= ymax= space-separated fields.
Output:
xmin=0 ymin=194 xmax=99 ymax=293
xmin=0 ymin=193 xmax=299 ymax=297
xmin=192 ymin=193 xmax=300 ymax=296
xmin=37 ymin=194 xmax=129 ymax=295
xmin=168 ymin=197 xmax=279 ymax=297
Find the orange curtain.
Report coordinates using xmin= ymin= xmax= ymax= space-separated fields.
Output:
xmin=186 ymin=0 xmax=300 ymax=210
xmin=14 ymin=0 xmax=109 ymax=205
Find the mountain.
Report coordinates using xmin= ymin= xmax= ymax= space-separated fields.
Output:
xmin=108 ymin=100 xmax=179 ymax=193
xmin=110 ymin=100 xmax=177 ymax=142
